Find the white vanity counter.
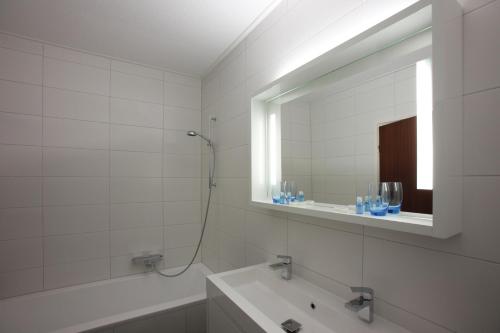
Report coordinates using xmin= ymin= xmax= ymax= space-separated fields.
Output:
xmin=207 ymin=264 xmax=412 ymax=333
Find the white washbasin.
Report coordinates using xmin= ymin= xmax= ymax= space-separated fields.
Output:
xmin=207 ymin=263 xmax=411 ymax=333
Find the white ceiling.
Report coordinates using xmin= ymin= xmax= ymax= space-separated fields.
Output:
xmin=0 ymin=0 xmax=278 ymax=76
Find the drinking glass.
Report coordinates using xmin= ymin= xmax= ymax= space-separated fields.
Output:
xmin=280 ymin=180 xmax=288 ymax=204
xmin=379 ymin=182 xmax=391 ymax=206
xmin=287 ymin=181 xmax=297 ymax=202
xmin=386 ymin=182 xmax=403 ymax=214
xmin=369 ymin=183 xmax=390 ymax=216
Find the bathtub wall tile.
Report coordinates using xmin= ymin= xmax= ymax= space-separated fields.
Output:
xmin=110 ymin=177 xmax=162 ymax=203
xmin=0 ymin=33 xmax=201 ymax=296
xmin=110 ymin=98 xmax=163 ymax=128
xmin=43 ymin=257 xmax=110 ymax=289
xmin=44 ymin=87 xmax=109 ymax=122
xmin=0 ymin=207 xmax=42 ymax=240
xmin=43 ymin=117 xmax=109 ymax=149
xmin=0 ymin=267 xmax=43 ymax=299
xmin=164 ymin=201 xmax=201 ymax=225
xmin=43 ymin=177 xmax=109 ymax=206
xmin=44 ymin=45 xmax=110 ymax=69
xmin=43 ymin=147 xmax=109 ymax=177
xmin=43 ymin=57 xmax=109 ymax=95
xmin=0 ymin=112 xmax=42 ymax=146
xmin=43 ymin=205 xmax=109 ymax=235
xmin=110 ymin=202 xmax=163 ymax=230
xmin=164 ymin=246 xmax=201 ymax=269
xmin=0 ymin=80 xmax=42 ymax=116
xmin=0 ymin=238 xmax=42 ymax=272
xmin=110 ymin=71 xmax=163 ymax=104
xmin=0 ymin=177 xmax=42 ymax=208
xmin=44 ymin=232 xmax=109 ymax=265
xmin=165 ymin=224 xmax=201 ymax=249
xmin=0 ymin=47 xmax=42 ymax=84
xmin=164 ymin=107 xmax=201 ymax=131
xmin=110 ymin=227 xmax=163 ymax=257
xmin=110 ymin=124 xmax=163 ymax=153
xmin=110 ymin=151 xmax=162 ymax=178
xmin=0 ymin=145 xmax=42 ymax=176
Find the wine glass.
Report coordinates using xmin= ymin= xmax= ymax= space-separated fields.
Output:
xmin=287 ymin=181 xmax=297 ymax=202
xmin=387 ymin=182 xmax=403 ymax=214
xmin=369 ymin=183 xmax=390 ymax=216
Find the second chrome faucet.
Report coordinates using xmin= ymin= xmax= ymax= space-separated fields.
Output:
xmin=345 ymin=286 xmax=374 ymax=323
xmin=269 ymin=255 xmax=292 ymax=280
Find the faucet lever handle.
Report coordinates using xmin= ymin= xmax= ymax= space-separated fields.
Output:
xmin=277 ymin=254 xmax=292 ymax=263
xmin=350 ymin=286 xmax=374 ymax=299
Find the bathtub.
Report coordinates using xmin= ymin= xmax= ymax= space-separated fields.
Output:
xmin=0 ymin=263 xmax=212 ymax=333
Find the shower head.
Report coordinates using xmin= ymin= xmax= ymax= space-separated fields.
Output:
xmin=186 ymin=130 xmax=211 ymax=145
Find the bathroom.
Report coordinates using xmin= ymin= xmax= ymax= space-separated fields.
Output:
xmin=0 ymin=0 xmax=499 ymax=332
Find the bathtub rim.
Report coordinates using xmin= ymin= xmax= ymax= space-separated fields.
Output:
xmin=0 ymin=263 xmax=212 ymax=333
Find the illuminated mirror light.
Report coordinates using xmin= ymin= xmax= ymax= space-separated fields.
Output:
xmin=416 ymin=58 xmax=433 ymax=190
xmin=268 ymin=112 xmax=277 ymax=186
xmin=256 ymin=118 xmax=266 ymax=186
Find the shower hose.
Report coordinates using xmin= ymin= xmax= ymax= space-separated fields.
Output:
xmin=152 ymin=143 xmax=215 ymax=278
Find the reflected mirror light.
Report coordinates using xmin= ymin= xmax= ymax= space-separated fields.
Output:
xmin=268 ymin=112 xmax=278 ymax=186
xmin=416 ymin=58 xmax=433 ymax=190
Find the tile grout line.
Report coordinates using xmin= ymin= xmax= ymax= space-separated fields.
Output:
xmin=162 ymin=72 xmax=166 ymax=268
xmin=200 ymin=91 xmax=204 ymax=265
xmin=361 ymin=226 xmax=365 ymax=287
xmin=108 ymin=57 xmax=112 ymax=279
xmin=41 ymin=44 xmax=45 ymax=291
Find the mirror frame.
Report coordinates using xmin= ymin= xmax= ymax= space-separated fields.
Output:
xmin=250 ymin=0 xmax=463 ymax=238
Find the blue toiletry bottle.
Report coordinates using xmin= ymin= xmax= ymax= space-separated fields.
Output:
xmin=297 ymin=190 xmax=305 ymax=202
xmin=364 ymin=195 xmax=371 ymax=211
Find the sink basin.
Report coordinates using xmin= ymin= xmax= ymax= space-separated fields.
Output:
xmin=207 ymin=263 xmax=411 ymax=333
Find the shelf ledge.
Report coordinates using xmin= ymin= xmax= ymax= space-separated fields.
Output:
xmin=251 ymin=200 xmax=433 ymax=236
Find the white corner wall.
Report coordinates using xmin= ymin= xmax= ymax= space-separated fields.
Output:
xmin=201 ymin=0 xmax=500 ymax=332
xmin=0 ymin=32 xmax=202 ymax=298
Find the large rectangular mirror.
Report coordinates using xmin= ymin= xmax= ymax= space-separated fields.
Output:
xmin=251 ymin=0 xmax=463 ymax=238
xmin=281 ymin=57 xmax=433 ymax=214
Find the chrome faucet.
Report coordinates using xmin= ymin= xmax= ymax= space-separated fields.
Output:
xmin=345 ymin=286 xmax=374 ymax=323
xmin=269 ymin=255 xmax=292 ymax=280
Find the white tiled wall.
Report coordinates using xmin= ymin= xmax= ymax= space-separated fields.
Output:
xmin=201 ymin=0 xmax=500 ymax=332
xmin=281 ymin=101 xmax=312 ymax=197
xmin=0 ymin=33 xmax=202 ymax=298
